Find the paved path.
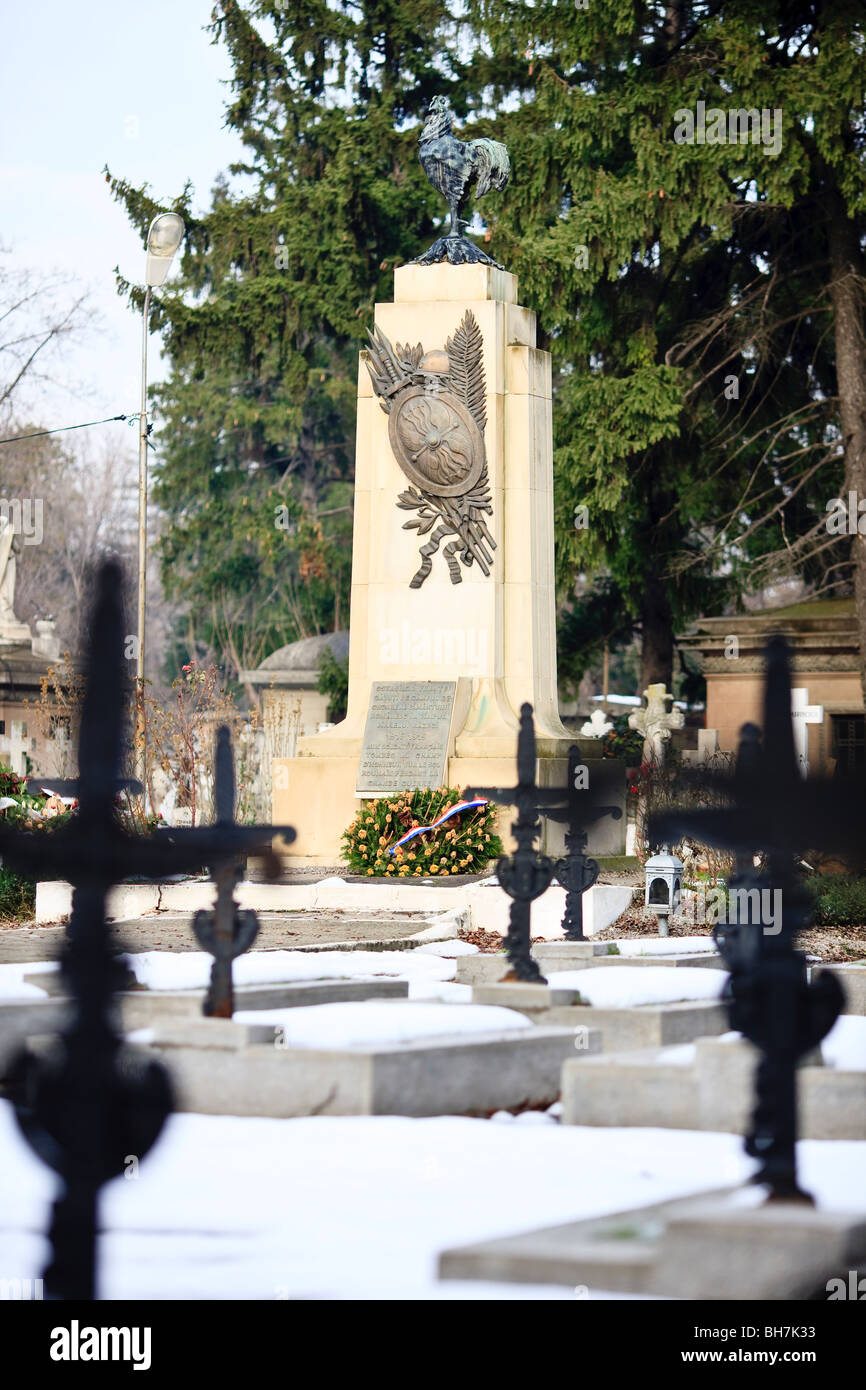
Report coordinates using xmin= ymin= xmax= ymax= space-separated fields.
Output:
xmin=0 ymin=912 xmax=436 ymax=963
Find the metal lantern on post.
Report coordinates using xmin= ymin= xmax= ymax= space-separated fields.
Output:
xmin=644 ymin=850 xmax=683 ymax=935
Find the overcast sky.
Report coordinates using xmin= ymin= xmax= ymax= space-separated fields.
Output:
xmin=1 ymin=1 xmax=243 ymax=453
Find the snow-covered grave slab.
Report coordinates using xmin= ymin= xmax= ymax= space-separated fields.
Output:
xmin=439 ymin=1180 xmax=866 ymax=1300
xmin=455 ymin=937 xmax=723 ymax=986
xmin=0 ymin=945 xmax=482 ymax=1077
xmin=473 ymin=966 xmax=728 ymax=1051
xmin=561 ymin=1015 xmax=866 ymax=1141
xmin=139 ymin=1000 xmax=599 ymax=1118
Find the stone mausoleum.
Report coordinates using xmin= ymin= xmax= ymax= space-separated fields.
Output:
xmin=679 ymin=597 xmax=864 ymax=775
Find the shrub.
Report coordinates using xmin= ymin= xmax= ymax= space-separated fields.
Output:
xmin=810 ymin=875 xmax=866 ymax=927
xmin=0 ymin=865 xmax=35 ymax=920
xmin=600 ymin=715 xmax=643 ymax=765
xmin=341 ymin=787 xmax=503 ymax=877
xmin=317 ymin=648 xmax=349 ymax=723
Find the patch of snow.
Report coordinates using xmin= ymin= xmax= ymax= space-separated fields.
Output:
xmin=123 ymin=947 xmax=456 ymax=992
xmin=408 ymin=980 xmax=473 ymax=1004
xmin=613 ymin=936 xmax=716 ymax=957
xmin=126 ymin=1028 xmax=155 ymax=1046
xmin=0 ymin=961 xmax=58 ymax=1000
xmin=658 ymin=1044 xmax=697 ymax=1066
xmin=546 ymin=966 xmax=726 ymax=1009
xmin=413 ymin=940 xmax=479 ymax=957
xmin=231 ymin=1000 xmax=533 ymax=1048
xmin=822 ymin=1015 xmax=866 ymax=1071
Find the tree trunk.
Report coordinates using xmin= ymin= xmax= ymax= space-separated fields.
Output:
xmin=640 ymin=575 xmax=674 ymax=689
xmin=826 ymin=189 xmax=866 ymax=705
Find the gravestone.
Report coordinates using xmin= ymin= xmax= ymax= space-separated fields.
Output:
xmin=790 ymin=687 xmax=823 ymax=776
xmin=0 ymin=720 xmax=29 ymax=776
xmin=356 ymin=680 xmax=457 ymax=793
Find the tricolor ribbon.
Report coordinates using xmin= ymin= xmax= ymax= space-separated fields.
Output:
xmin=388 ymin=799 xmax=489 ymax=855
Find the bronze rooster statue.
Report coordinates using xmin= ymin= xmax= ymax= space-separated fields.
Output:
xmin=412 ymin=96 xmax=511 ymax=268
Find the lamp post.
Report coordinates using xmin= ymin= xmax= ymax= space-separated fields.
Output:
xmin=136 ymin=212 xmax=184 ymax=791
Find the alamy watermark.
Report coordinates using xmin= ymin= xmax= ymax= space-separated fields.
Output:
xmin=673 ymin=101 xmax=783 ymax=159
xmin=50 ymin=1322 xmax=152 ymax=1370
xmin=0 ymin=497 xmax=43 ymax=545
xmin=378 ymin=621 xmax=487 ymax=673
xmin=681 ymin=883 xmax=782 ymax=934
xmin=1 ymin=1277 xmax=43 ymax=1299
xmin=825 ymin=491 xmax=866 ymax=535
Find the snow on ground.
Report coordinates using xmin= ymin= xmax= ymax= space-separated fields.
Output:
xmin=123 ymin=947 xmax=457 ymax=991
xmin=658 ymin=1016 xmax=866 ymax=1070
xmin=0 ymin=1100 xmax=862 ymax=1300
xmin=0 ymin=960 xmax=58 ymax=1000
xmin=547 ymin=965 xmax=726 ymax=1008
xmin=232 ymin=1000 xmax=531 ymax=1047
xmin=819 ymin=1015 xmax=866 ymax=1069
xmin=412 ymin=940 xmax=479 ymax=956
xmin=407 ymin=980 xmax=474 ymax=1004
xmin=612 ymin=936 xmax=716 ymax=957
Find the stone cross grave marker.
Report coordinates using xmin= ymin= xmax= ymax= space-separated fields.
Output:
xmin=0 ymin=719 xmax=30 ymax=775
xmin=790 ymin=687 xmax=823 ymax=777
xmin=628 ymin=684 xmax=684 ymax=764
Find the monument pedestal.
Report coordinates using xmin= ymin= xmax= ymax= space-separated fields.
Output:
xmin=274 ymin=263 xmax=624 ymax=863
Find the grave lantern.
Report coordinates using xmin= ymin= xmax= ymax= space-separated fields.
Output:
xmin=644 ymin=851 xmax=683 ymax=930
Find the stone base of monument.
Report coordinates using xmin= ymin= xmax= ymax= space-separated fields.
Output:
xmin=437 ymin=1187 xmax=866 ymax=1299
xmin=33 ymin=876 xmax=633 ymax=938
xmin=472 ymin=981 xmax=729 ymax=1050
xmin=465 ymin=883 xmax=635 ymax=939
xmin=561 ymin=1034 xmax=866 ymax=1140
xmin=139 ymin=1010 xmax=598 ymax=1118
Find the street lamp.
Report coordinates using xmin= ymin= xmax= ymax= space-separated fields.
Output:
xmin=136 ymin=212 xmax=184 ymax=790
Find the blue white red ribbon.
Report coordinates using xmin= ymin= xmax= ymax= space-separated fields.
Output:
xmin=388 ymin=799 xmax=489 ymax=855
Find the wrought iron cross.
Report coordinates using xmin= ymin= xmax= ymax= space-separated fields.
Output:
xmin=467 ymin=703 xmax=556 ymax=983
xmin=192 ymin=726 xmax=266 ymax=1017
xmin=2 ymin=559 xmax=295 ymax=1298
xmin=649 ymin=635 xmax=847 ymax=1203
xmin=538 ymin=745 xmax=622 ymax=941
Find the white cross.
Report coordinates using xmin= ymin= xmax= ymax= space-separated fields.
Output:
xmin=580 ymin=708 xmax=613 ymax=738
xmin=0 ymin=720 xmax=30 ymax=776
xmin=790 ymin=688 xmax=823 ymax=778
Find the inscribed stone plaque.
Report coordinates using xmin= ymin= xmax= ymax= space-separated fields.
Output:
xmin=356 ymin=681 xmax=457 ymax=794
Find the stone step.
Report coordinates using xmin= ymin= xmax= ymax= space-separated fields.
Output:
xmin=438 ymin=1187 xmax=866 ymax=1299
xmin=472 ymin=981 xmax=729 ymax=1050
xmin=561 ymin=1034 xmax=866 ymax=1140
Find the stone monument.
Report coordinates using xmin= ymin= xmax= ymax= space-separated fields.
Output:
xmin=273 ymin=100 xmax=625 ymax=862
